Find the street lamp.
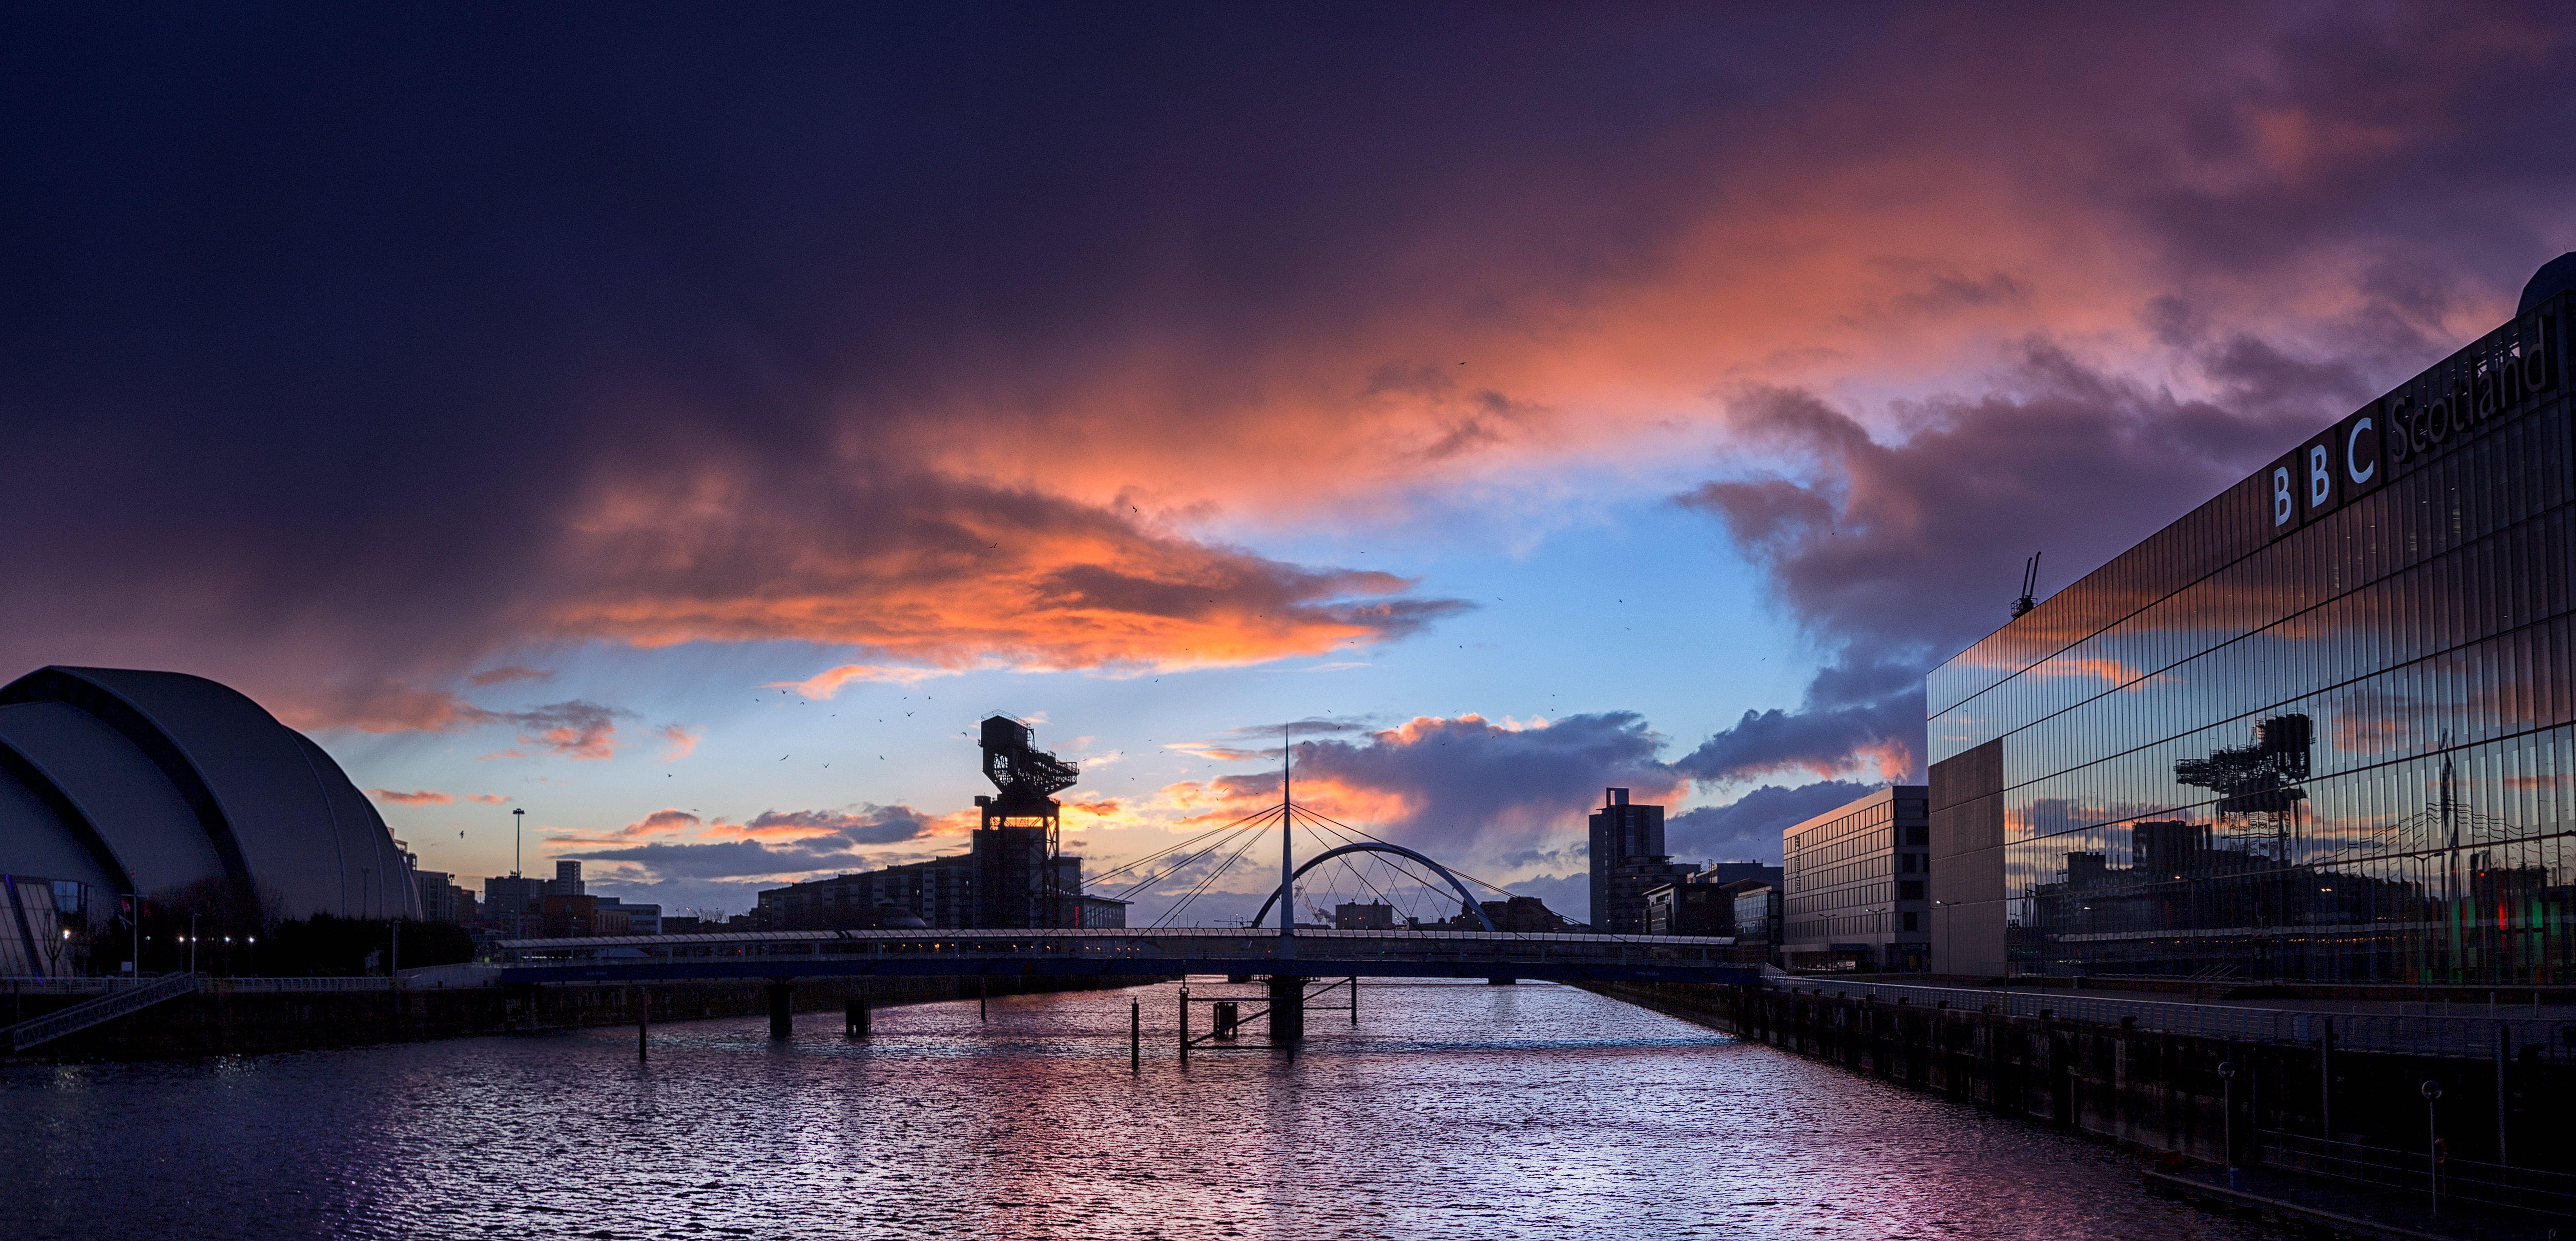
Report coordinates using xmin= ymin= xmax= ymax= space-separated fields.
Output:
xmin=2421 ymin=1079 xmax=2444 ymax=1214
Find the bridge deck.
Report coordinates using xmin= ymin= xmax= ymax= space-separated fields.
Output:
xmin=493 ymin=927 xmax=1757 ymax=986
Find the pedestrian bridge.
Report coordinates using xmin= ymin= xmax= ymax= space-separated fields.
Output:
xmin=493 ymin=927 xmax=1757 ymax=987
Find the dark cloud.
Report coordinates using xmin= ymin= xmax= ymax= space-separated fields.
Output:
xmin=1673 ymin=339 xmax=2330 ymax=782
xmin=1666 ymin=781 xmax=1873 ymax=865
xmin=558 ymin=839 xmax=866 ymax=881
xmin=6 ymin=2 xmax=2573 ymax=734
xmin=738 ymin=806 xmax=937 ymax=847
xmin=1286 ymin=713 xmax=1679 ymax=861
xmin=560 ymin=801 xmax=944 ymax=879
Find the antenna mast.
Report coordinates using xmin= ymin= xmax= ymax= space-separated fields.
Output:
xmin=2011 ymin=552 xmax=2043 ymax=618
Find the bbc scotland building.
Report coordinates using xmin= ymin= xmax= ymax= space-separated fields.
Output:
xmin=1927 ymin=256 xmax=2576 ymax=985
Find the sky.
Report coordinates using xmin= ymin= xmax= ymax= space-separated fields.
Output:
xmin=7 ymin=3 xmax=2575 ymax=925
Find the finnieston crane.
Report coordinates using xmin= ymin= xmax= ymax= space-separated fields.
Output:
xmin=973 ymin=715 xmax=1082 ymax=928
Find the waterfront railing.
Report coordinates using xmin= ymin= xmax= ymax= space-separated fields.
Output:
xmin=1773 ymin=977 xmax=2576 ymax=1061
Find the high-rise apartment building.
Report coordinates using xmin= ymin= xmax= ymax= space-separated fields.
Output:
xmin=1588 ymin=788 xmax=1692 ymax=934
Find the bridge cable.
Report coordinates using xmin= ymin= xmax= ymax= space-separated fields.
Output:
xmin=1152 ymin=806 xmax=1282 ymax=928
xmin=1087 ymin=801 xmax=1294 ymax=890
xmin=1114 ymin=815 xmax=1269 ymax=914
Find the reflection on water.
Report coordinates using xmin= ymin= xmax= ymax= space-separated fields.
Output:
xmin=8 ymin=981 xmax=2273 ymax=1240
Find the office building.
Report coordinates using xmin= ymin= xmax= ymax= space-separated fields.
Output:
xmin=1642 ymin=863 xmax=1783 ymax=936
xmin=546 ymin=860 xmax=584 ymax=898
xmin=1588 ymin=788 xmax=1692 ymax=934
xmin=1779 ymin=786 xmax=1930 ymax=971
xmin=1928 ymin=256 xmax=2576 ymax=984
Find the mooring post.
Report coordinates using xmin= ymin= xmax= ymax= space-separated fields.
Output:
xmin=846 ymin=995 xmax=870 ymax=1038
xmin=1349 ymin=976 xmax=1358 ymax=1026
xmin=767 ymin=981 xmax=793 ymax=1040
xmin=1268 ymin=974 xmax=1304 ymax=1047
xmin=1130 ymin=998 xmax=1141 ymax=1072
xmin=1179 ymin=985 xmax=1190 ymax=1065
xmin=637 ymin=987 xmax=650 ymax=1060
xmin=979 ymin=975 xmax=988 ymax=1022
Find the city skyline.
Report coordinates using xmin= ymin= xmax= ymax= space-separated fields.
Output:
xmin=9 ymin=5 xmax=2574 ymax=922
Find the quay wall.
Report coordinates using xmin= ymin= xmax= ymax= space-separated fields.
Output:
xmin=1598 ymin=982 xmax=2574 ymax=1174
xmin=3 ymin=974 xmax=1149 ymax=1062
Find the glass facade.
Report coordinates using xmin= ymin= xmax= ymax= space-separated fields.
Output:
xmin=1928 ymin=293 xmax=2573 ymax=984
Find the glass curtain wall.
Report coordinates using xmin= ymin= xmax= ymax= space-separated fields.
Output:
xmin=1929 ymin=296 xmax=2574 ymax=983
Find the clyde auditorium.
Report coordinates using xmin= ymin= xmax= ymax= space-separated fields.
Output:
xmin=0 ymin=666 xmax=419 ymax=972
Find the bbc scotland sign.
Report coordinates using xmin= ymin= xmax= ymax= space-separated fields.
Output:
xmin=2268 ymin=303 xmax=2560 ymax=538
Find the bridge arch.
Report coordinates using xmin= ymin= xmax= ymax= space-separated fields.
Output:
xmin=1251 ymin=841 xmax=1496 ymax=932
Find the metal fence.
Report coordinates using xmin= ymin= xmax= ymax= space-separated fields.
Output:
xmin=1772 ymin=978 xmax=2576 ymax=1061
xmin=2259 ymin=1130 xmax=2576 ymax=1220
xmin=3 ymin=974 xmax=401 ymax=995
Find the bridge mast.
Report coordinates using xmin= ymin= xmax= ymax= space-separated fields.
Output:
xmin=1279 ymin=723 xmax=1295 ymax=958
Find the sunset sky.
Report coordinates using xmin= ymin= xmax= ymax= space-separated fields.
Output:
xmin=8 ymin=4 xmax=2573 ymax=923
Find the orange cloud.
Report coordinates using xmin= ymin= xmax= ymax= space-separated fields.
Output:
xmin=369 ymin=788 xmax=452 ymax=805
xmin=767 ymin=664 xmax=958 ymax=699
xmin=467 ymin=665 xmax=551 ymax=687
xmin=656 ymin=724 xmax=701 ymax=762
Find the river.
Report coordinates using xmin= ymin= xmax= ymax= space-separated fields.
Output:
xmin=8 ymin=979 xmax=2279 ymax=1240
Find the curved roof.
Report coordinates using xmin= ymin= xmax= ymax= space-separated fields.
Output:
xmin=0 ymin=666 xmax=419 ymax=919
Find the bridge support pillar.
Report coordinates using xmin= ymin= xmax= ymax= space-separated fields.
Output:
xmin=1268 ymin=975 xmax=1304 ymax=1046
xmin=767 ymin=982 xmax=793 ymax=1040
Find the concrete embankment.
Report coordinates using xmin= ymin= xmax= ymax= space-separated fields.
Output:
xmin=1593 ymin=980 xmax=2575 ymax=1239
xmin=4 ymin=973 xmax=1151 ymax=1062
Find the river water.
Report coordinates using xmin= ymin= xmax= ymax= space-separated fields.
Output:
xmin=7 ymin=979 xmax=2279 ymax=1240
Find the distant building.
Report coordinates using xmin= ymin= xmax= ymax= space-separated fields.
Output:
xmin=484 ymin=875 xmax=546 ymax=935
xmin=541 ymin=893 xmax=600 ymax=937
xmin=1642 ymin=863 xmax=1782 ymax=936
xmin=546 ymin=860 xmax=584 ymax=897
xmin=1588 ymin=788 xmax=1692 ymax=935
xmin=660 ymin=915 xmax=707 ymax=935
xmin=413 ymin=870 xmax=478 ymax=923
xmin=1074 ymin=893 xmax=1127 ymax=928
xmin=596 ymin=898 xmax=660 ymax=934
xmin=759 ymin=853 xmax=977 ymax=930
xmin=1780 ymin=786 xmax=1929 ymax=972
xmin=1335 ymin=901 xmax=1396 ymax=930
xmin=1441 ymin=894 xmax=1575 ymax=933
xmin=1731 ymin=884 xmax=1781 ymax=964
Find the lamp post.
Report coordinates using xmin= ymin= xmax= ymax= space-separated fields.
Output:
xmin=2421 ymin=1079 xmax=2444 ymax=1214
xmin=188 ymin=914 xmax=198 ymax=974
